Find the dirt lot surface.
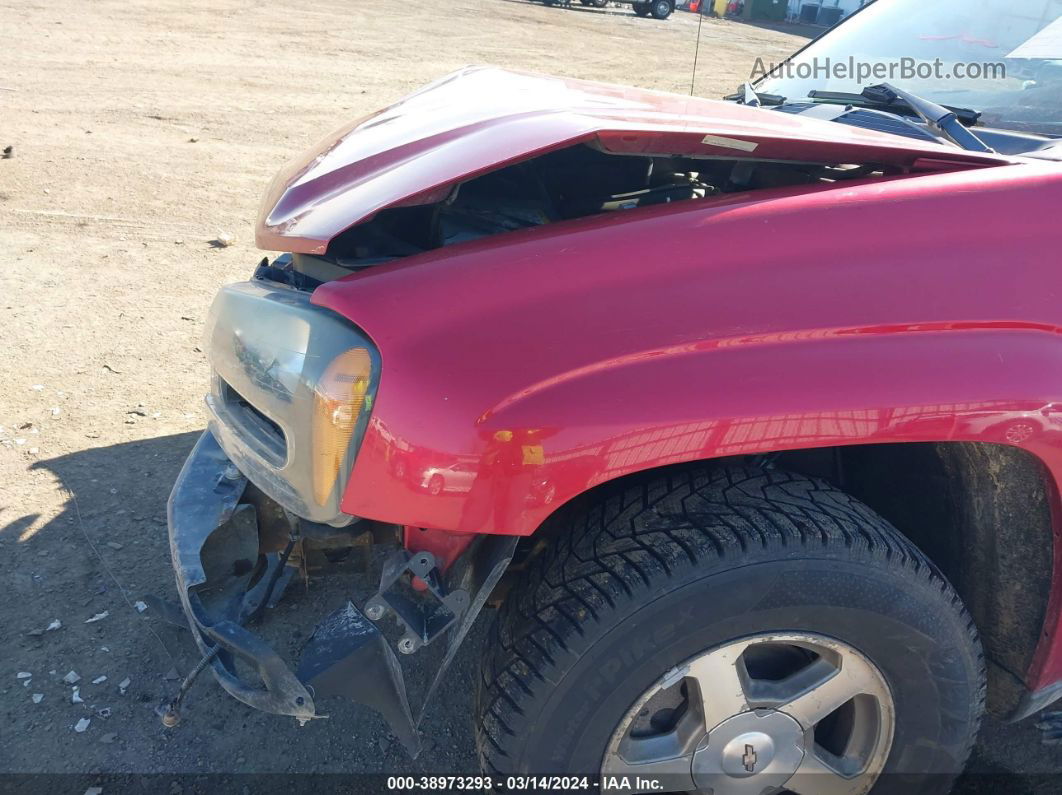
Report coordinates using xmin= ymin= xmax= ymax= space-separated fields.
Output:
xmin=1 ymin=0 xmax=1059 ymax=790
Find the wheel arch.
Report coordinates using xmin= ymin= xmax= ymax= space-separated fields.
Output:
xmin=789 ymin=441 xmax=1057 ymax=720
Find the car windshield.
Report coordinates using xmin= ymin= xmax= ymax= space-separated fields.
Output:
xmin=755 ymin=0 xmax=1062 ymax=136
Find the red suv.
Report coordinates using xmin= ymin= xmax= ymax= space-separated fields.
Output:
xmin=165 ymin=1 xmax=1062 ymax=791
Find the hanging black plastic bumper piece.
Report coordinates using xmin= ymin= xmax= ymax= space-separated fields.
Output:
xmin=167 ymin=430 xmax=419 ymax=753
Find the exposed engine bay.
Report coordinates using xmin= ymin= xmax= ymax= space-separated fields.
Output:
xmin=268 ymin=143 xmax=894 ymax=287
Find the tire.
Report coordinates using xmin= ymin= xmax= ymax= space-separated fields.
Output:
xmin=632 ymin=2 xmax=651 ymax=16
xmin=476 ymin=466 xmax=985 ymax=794
xmin=650 ymin=0 xmax=673 ymax=18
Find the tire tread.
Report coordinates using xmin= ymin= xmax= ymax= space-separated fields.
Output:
xmin=475 ymin=465 xmax=986 ymax=779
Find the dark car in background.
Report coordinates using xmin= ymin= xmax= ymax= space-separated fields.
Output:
xmin=539 ymin=0 xmax=676 ymax=20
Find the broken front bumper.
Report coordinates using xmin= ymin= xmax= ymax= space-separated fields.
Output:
xmin=168 ymin=429 xmax=518 ymax=754
xmin=167 ymin=430 xmax=419 ymax=751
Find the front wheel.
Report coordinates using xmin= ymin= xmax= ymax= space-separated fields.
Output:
xmin=476 ymin=466 xmax=985 ymax=794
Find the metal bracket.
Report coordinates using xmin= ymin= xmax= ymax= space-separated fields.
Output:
xmin=296 ymin=601 xmax=420 ymax=755
xmin=416 ymin=534 xmax=517 ymax=725
xmin=364 ymin=550 xmax=470 ymax=654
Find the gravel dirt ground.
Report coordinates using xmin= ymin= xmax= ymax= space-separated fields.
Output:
xmin=0 ymin=0 xmax=1059 ymax=790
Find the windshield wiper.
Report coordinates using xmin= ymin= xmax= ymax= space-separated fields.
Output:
xmin=863 ymin=84 xmax=992 ymax=152
xmin=726 ymin=81 xmax=994 ymax=153
xmin=807 ymin=88 xmax=982 ymax=126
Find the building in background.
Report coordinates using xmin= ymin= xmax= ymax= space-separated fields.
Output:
xmin=704 ymin=0 xmax=868 ymax=24
xmin=787 ymin=0 xmax=868 ymax=26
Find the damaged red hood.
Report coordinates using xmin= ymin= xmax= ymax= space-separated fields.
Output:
xmin=256 ymin=66 xmax=1012 ymax=254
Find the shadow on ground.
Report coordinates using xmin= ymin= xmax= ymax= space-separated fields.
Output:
xmin=2 ymin=432 xmax=484 ymax=778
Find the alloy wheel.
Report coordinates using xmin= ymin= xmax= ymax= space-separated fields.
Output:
xmin=601 ymin=633 xmax=895 ymax=794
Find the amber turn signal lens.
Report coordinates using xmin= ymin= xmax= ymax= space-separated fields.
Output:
xmin=312 ymin=347 xmax=372 ymax=506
